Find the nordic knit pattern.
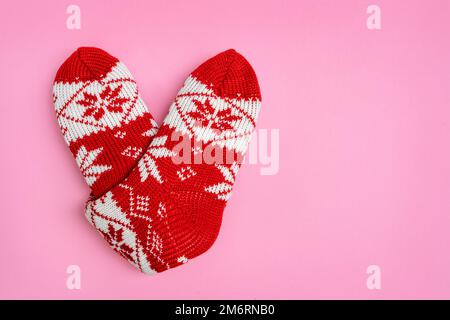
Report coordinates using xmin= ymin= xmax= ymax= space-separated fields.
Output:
xmin=85 ymin=49 xmax=262 ymax=274
xmin=53 ymin=47 xmax=158 ymax=197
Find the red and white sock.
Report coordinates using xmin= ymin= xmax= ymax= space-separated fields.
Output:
xmin=53 ymin=47 xmax=158 ymax=197
xmin=85 ymin=49 xmax=261 ymax=274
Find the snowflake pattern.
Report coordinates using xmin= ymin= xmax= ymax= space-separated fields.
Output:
xmin=76 ymin=84 xmax=129 ymax=121
xmin=187 ymin=98 xmax=241 ymax=131
xmin=75 ymin=146 xmax=112 ymax=186
xmin=138 ymin=136 xmax=174 ymax=183
xmin=204 ymin=162 xmax=240 ymax=201
xmin=100 ymin=224 xmax=135 ymax=262
xmin=63 ymin=65 xmax=262 ymax=274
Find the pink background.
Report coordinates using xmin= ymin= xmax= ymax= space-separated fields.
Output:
xmin=1 ymin=0 xmax=450 ymax=299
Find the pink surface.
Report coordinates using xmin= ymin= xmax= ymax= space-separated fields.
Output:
xmin=1 ymin=0 xmax=450 ymax=299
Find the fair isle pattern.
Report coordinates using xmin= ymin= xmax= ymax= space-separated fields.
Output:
xmin=138 ymin=135 xmax=175 ymax=183
xmin=53 ymin=47 xmax=157 ymax=197
xmin=75 ymin=146 xmax=112 ymax=187
xmin=83 ymin=49 xmax=262 ymax=274
xmin=53 ymin=62 xmax=148 ymax=144
xmin=85 ymin=191 xmax=155 ymax=275
xmin=163 ymin=76 xmax=260 ymax=154
xmin=204 ymin=162 xmax=240 ymax=201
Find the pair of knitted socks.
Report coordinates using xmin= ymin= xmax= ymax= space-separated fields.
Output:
xmin=53 ymin=47 xmax=261 ymax=274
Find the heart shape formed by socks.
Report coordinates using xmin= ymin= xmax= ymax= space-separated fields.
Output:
xmin=53 ymin=47 xmax=261 ymax=274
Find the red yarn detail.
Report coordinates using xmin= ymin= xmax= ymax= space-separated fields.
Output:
xmin=191 ymin=49 xmax=262 ymax=100
xmin=85 ymin=50 xmax=261 ymax=274
xmin=68 ymin=114 xmax=154 ymax=197
xmin=55 ymin=47 xmax=119 ymax=83
xmin=53 ymin=47 xmax=157 ymax=198
xmin=55 ymin=48 xmax=261 ymax=274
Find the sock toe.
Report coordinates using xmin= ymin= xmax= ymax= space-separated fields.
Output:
xmin=191 ymin=49 xmax=261 ymax=100
xmin=55 ymin=47 xmax=119 ymax=83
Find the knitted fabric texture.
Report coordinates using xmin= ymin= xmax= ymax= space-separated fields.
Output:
xmin=84 ymin=49 xmax=261 ymax=274
xmin=53 ymin=48 xmax=261 ymax=274
xmin=53 ymin=47 xmax=158 ymax=197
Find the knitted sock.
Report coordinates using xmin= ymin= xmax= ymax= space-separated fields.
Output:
xmin=85 ymin=49 xmax=261 ymax=274
xmin=53 ymin=47 xmax=158 ymax=198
